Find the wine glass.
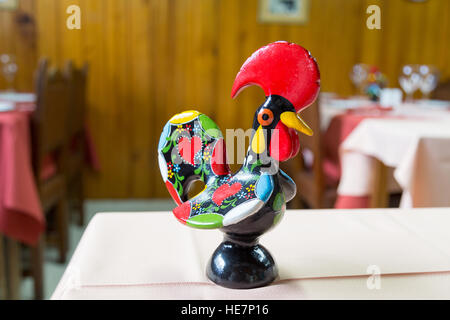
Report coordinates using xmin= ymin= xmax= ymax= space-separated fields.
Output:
xmin=0 ymin=54 xmax=18 ymax=92
xmin=350 ymin=63 xmax=370 ymax=96
xmin=418 ymin=65 xmax=439 ymax=100
xmin=398 ymin=64 xmax=421 ymax=102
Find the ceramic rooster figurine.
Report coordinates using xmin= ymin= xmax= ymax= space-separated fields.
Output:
xmin=158 ymin=41 xmax=320 ymax=289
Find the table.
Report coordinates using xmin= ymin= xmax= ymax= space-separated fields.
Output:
xmin=0 ymin=95 xmax=44 ymax=245
xmin=336 ymin=105 xmax=450 ymax=209
xmin=0 ymin=92 xmax=100 ymax=245
xmin=319 ymin=96 xmax=450 ymax=209
xmin=319 ymin=95 xmax=377 ymax=130
xmin=0 ymin=93 xmax=44 ymax=299
xmin=52 ymin=208 xmax=450 ymax=299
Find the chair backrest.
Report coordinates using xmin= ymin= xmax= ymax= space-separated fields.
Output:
xmin=298 ymin=100 xmax=325 ymax=205
xmin=64 ymin=60 xmax=88 ymax=139
xmin=297 ymin=100 xmax=323 ymax=163
xmin=31 ymin=58 xmax=70 ymax=177
xmin=432 ymin=79 xmax=450 ymax=101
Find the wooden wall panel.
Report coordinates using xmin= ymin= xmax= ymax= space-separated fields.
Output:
xmin=0 ymin=0 xmax=36 ymax=91
xmin=1 ymin=0 xmax=449 ymax=198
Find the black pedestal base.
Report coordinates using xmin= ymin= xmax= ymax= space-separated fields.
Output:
xmin=206 ymin=236 xmax=278 ymax=289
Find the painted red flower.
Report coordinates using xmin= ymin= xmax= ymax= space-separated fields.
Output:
xmin=212 ymin=183 xmax=242 ymax=206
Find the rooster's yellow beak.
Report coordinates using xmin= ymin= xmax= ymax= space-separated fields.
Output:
xmin=280 ymin=112 xmax=313 ymax=136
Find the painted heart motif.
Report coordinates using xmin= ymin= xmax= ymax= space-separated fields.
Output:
xmin=211 ymin=139 xmax=231 ymax=176
xmin=178 ymin=136 xmax=202 ymax=165
xmin=173 ymin=201 xmax=191 ymax=224
xmin=212 ymin=183 xmax=242 ymax=206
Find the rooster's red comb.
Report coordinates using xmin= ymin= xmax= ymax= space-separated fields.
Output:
xmin=231 ymin=41 xmax=320 ymax=112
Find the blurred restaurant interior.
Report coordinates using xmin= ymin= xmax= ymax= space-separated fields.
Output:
xmin=0 ymin=0 xmax=450 ymax=300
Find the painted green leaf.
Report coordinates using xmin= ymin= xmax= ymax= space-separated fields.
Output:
xmin=186 ymin=214 xmax=223 ymax=229
xmin=273 ymin=211 xmax=284 ymax=227
xmin=272 ymin=192 xmax=285 ymax=211
xmin=199 ymin=114 xmax=222 ymax=138
xmin=162 ymin=140 xmax=172 ymax=153
xmin=250 ymin=159 xmax=262 ymax=173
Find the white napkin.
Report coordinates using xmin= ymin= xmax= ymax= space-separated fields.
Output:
xmin=0 ymin=92 xmax=35 ymax=103
xmin=0 ymin=101 xmax=14 ymax=112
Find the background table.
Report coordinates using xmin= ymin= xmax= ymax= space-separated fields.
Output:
xmin=319 ymin=97 xmax=450 ymax=209
xmin=337 ymin=106 xmax=450 ymax=209
xmin=0 ymin=92 xmax=100 ymax=245
xmin=0 ymin=96 xmax=44 ymax=245
xmin=52 ymin=208 xmax=450 ymax=299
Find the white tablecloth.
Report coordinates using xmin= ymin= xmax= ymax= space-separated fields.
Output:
xmin=319 ymin=97 xmax=450 ymax=130
xmin=339 ymin=106 xmax=450 ymax=207
xmin=52 ymin=208 xmax=450 ymax=300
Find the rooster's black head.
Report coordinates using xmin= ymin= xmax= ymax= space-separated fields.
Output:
xmin=231 ymin=41 xmax=320 ymax=162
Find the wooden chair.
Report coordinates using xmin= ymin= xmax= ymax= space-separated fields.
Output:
xmin=0 ymin=60 xmax=70 ymax=300
xmin=432 ymin=79 xmax=450 ymax=101
xmin=283 ymin=100 xmax=337 ymax=209
xmin=32 ymin=58 xmax=70 ymax=262
xmin=64 ymin=61 xmax=89 ymax=226
xmin=26 ymin=58 xmax=71 ymax=299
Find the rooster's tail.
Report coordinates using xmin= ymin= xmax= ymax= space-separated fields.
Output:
xmin=158 ymin=110 xmax=230 ymax=205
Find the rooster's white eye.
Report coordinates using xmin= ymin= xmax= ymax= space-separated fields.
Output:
xmin=258 ymin=109 xmax=274 ymax=126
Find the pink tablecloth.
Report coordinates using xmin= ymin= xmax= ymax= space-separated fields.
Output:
xmin=323 ymin=114 xmax=369 ymax=177
xmin=52 ymin=209 xmax=450 ymax=299
xmin=333 ymin=102 xmax=450 ymax=209
xmin=0 ymin=95 xmax=100 ymax=245
xmin=0 ymin=111 xmax=44 ymax=245
xmin=323 ymin=108 xmax=393 ymax=208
